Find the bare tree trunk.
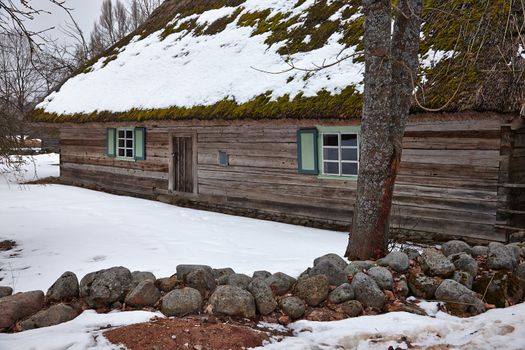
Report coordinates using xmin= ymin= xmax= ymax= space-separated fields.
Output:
xmin=345 ymin=0 xmax=423 ymax=260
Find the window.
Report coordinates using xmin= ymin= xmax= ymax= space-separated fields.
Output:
xmin=321 ymin=133 xmax=359 ymax=176
xmin=106 ymin=127 xmax=146 ymax=161
xmin=117 ymin=128 xmax=134 ymax=159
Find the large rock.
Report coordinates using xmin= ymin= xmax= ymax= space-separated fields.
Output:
xmin=209 ymin=285 xmax=256 ymax=318
xmin=471 ymin=246 xmax=488 ymax=258
xmin=266 ymin=272 xmax=296 ymax=296
xmin=452 ymin=271 xmax=474 ymax=289
xmin=186 ymin=268 xmax=217 ymax=293
xmin=176 ymin=265 xmax=213 ymax=281
xmin=377 ymin=251 xmax=409 ymax=273
xmin=0 ymin=286 xmax=13 ymax=299
xmin=125 ymin=280 xmax=161 ymax=307
xmin=351 ymin=272 xmax=385 ymax=310
xmin=161 ymin=287 xmax=202 ymax=317
xmin=252 ymin=270 xmax=272 ymax=279
xmin=155 ymin=276 xmax=180 ymax=292
xmin=46 ymin=271 xmax=79 ymax=302
xmin=130 ymin=271 xmax=156 ymax=290
xmin=367 ymin=267 xmax=393 ymax=290
xmin=294 ymin=275 xmax=330 ymax=306
xmin=435 ymin=279 xmax=485 ymax=316
xmin=472 ymin=271 xmax=523 ymax=308
xmin=227 ymin=274 xmax=252 ymax=289
xmin=487 ymin=242 xmax=517 ymax=271
xmin=19 ymin=304 xmax=77 ymax=330
xmin=212 ymin=268 xmax=235 ymax=280
xmin=517 ymin=263 xmax=525 ymax=290
xmin=0 ymin=291 xmax=45 ymax=329
xmin=328 ymin=283 xmax=354 ymax=304
xmin=407 ymin=272 xmax=441 ymax=299
xmin=506 ymin=244 xmax=522 ymax=262
xmin=448 ymin=253 xmax=478 ymax=276
xmin=247 ymin=278 xmax=277 ymax=315
xmin=441 ymin=240 xmax=472 ymax=257
xmin=79 ymin=266 xmax=132 ymax=308
xmin=420 ymin=249 xmax=455 ymax=277
xmin=309 ymin=260 xmax=348 ymax=286
xmin=313 ymin=253 xmax=348 ymax=271
xmin=280 ymin=296 xmax=305 ymax=319
xmin=344 ymin=261 xmax=375 ymax=276
xmin=341 ymin=300 xmax=363 ymax=317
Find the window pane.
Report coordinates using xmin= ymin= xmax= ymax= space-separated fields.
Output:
xmin=341 ymin=134 xmax=357 ymax=147
xmin=118 ymin=139 xmax=125 ymax=147
xmin=323 ymin=148 xmax=339 ymax=161
xmin=342 ymin=148 xmax=358 ymax=161
xmin=126 ymin=130 xmax=133 ymax=138
xmin=118 ymin=149 xmax=125 ymax=157
xmin=324 ymin=162 xmax=339 ymax=174
xmin=342 ymin=162 xmax=358 ymax=175
xmin=323 ymin=134 xmax=339 ymax=147
xmin=126 ymin=140 xmax=133 ymax=148
xmin=126 ymin=149 xmax=133 ymax=157
xmin=118 ymin=130 xmax=125 ymax=138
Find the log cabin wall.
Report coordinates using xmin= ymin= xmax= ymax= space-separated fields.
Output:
xmin=507 ymin=121 xmax=525 ymax=239
xmin=57 ymin=112 xmax=516 ymax=244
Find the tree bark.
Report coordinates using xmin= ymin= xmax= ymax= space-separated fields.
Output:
xmin=345 ymin=0 xmax=423 ymax=260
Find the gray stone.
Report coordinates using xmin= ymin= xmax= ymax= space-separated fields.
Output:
xmin=294 ymin=275 xmax=329 ymax=306
xmin=421 ymin=249 xmax=455 ymax=277
xmin=367 ymin=266 xmax=393 ymax=290
xmin=309 ymin=260 xmax=348 ymax=286
xmin=351 ymin=273 xmax=385 ymax=310
xmin=0 ymin=286 xmax=13 ymax=299
xmin=125 ymin=280 xmax=161 ymax=307
xmin=472 ymin=271 xmax=523 ymax=308
xmin=130 ymin=271 xmax=156 ymax=290
xmin=176 ymin=265 xmax=213 ymax=281
xmin=517 ymin=263 xmax=525 ymax=290
xmin=506 ymin=243 xmax=522 ymax=262
xmin=488 ymin=242 xmax=516 ymax=271
xmin=161 ymin=287 xmax=202 ymax=317
xmin=441 ymin=240 xmax=472 ymax=257
xmin=279 ymin=296 xmax=305 ymax=319
xmin=212 ymin=268 xmax=235 ymax=280
xmin=19 ymin=304 xmax=77 ymax=330
xmin=377 ymin=251 xmax=409 ymax=273
xmin=186 ymin=268 xmax=217 ymax=293
xmin=435 ymin=279 xmax=485 ymax=316
xmin=313 ymin=253 xmax=348 ymax=271
xmin=227 ymin=274 xmax=252 ymax=289
xmin=247 ymin=278 xmax=277 ymax=315
xmin=396 ymin=276 xmax=409 ymax=297
xmin=402 ymin=247 xmax=420 ymax=260
xmin=471 ymin=245 xmax=488 ymax=258
xmin=79 ymin=266 xmax=132 ymax=308
xmin=46 ymin=271 xmax=79 ymax=302
xmin=252 ymin=270 xmax=272 ymax=279
xmin=0 ymin=291 xmax=45 ymax=329
xmin=298 ymin=268 xmax=311 ymax=280
xmin=328 ymin=283 xmax=354 ymax=304
xmin=341 ymin=300 xmax=363 ymax=317
xmin=155 ymin=276 xmax=179 ymax=292
xmin=209 ymin=285 xmax=256 ymax=318
xmin=448 ymin=253 xmax=478 ymax=276
xmin=452 ymin=271 xmax=474 ymax=289
xmin=344 ymin=261 xmax=375 ymax=276
xmin=266 ymin=272 xmax=296 ymax=296
xmin=407 ymin=272 xmax=441 ymax=299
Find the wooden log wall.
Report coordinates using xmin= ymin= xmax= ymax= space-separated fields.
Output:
xmin=56 ymin=112 xmax=515 ymax=243
xmin=508 ymin=122 xmax=525 ymax=232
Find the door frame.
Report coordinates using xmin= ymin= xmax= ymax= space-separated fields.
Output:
xmin=168 ymin=131 xmax=198 ymax=195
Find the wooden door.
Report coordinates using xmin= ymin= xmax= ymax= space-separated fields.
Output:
xmin=172 ymin=136 xmax=194 ymax=193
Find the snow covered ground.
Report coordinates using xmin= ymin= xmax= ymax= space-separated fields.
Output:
xmin=1 ymin=154 xmax=525 ymax=350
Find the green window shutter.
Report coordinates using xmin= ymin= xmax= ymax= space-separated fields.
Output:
xmin=134 ymin=127 xmax=146 ymax=160
xmin=297 ymin=128 xmax=319 ymax=174
xmin=106 ymin=128 xmax=116 ymax=157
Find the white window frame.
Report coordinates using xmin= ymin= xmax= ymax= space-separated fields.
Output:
xmin=116 ymin=127 xmax=135 ymax=160
xmin=321 ymin=132 xmax=359 ymax=177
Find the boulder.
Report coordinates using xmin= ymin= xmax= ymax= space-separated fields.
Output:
xmin=341 ymin=300 xmax=363 ymax=317
xmin=19 ymin=304 xmax=77 ymax=330
xmin=471 ymin=246 xmax=488 ymax=258
xmin=46 ymin=271 xmax=79 ymax=302
xmin=344 ymin=261 xmax=375 ymax=276
xmin=351 ymin=272 xmax=385 ymax=310
xmin=125 ymin=280 xmax=161 ymax=307
xmin=186 ymin=268 xmax=217 ymax=293
xmin=212 ymin=268 xmax=235 ymax=280
xmin=247 ymin=278 xmax=277 ymax=315
xmin=448 ymin=253 xmax=478 ymax=276
xmin=472 ymin=271 xmax=523 ymax=308
xmin=420 ymin=249 xmax=455 ymax=277
xmin=79 ymin=266 xmax=132 ymax=308
xmin=367 ymin=266 xmax=393 ymax=290
xmin=506 ymin=244 xmax=522 ymax=262
xmin=441 ymin=240 xmax=472 ymax=257
xmin=309 ymin=260 xmax=348 ymax=286
xmin=279 ymin=296 xmax=305 ymax=319
xmin=377 ymin=251 xmax=409 ymax=273
xmin=0 ymin=291 xmax=45 ymax=329
xmin=402 ymin=247 xmax=421 ymax=260
xmin=0 ymin=286 xmax=13 ymax=299
xmin=176 ymin=265 xmax=213 ymax=281
xmin=252 ymin=270 xmax=272 ymax=279
xmin=328 ymin=283 xmax=354 ymax=304
xmin=313 ymin=253 xmax=348 ymax=271
xmin=488 ymin=243 xmax=517 ymax=271
xmin=294 ymin=275 xmax=330 ymax=306
xmin=209 ymin=285 xmax=256 ymax=318
xmin=517 ymin=263 xmax=525 ymax=290
xmin=452 ymin=271 xmax=474 ymax=289
xmin=435 ymin=279 xmax=485 ymax=316
xmin=266 ymin=272 xmax=296 ymax=296
xmin=155 ymin=276 xmax=180 ymax=292
xmin=130 ymin=271 xmax=156 ymax=290
xmin=407 ymin=272 xmax=441 ymax=299
xmin=227 ymin=274 xmax=252 ymax=289
xmin=161 ymin=287 xmax=202 ymax=317
xmin=396 ymin=276 xmax=410 ymax=297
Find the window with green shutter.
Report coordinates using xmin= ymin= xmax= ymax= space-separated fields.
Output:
xmin=297 ymin=128 xmax=319 ymax=174
xmin=106 ymin=128 xmax=116 ymax=157
xmin=134 ymin=127 xmax=146 ymax=160
xmin=106 ymin=127 xmax=146 ymax=161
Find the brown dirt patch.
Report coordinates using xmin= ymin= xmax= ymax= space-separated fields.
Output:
xmin=104 ymin=316 xmax=287 ymax=350
xmin=23 ymin=176 xmax=61 ymax=185
xmin=0 ymin=240 xmax=16 ymax=251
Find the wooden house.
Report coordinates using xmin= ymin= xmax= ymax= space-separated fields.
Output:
xmin=33 ymin=0 xmax=525 ymax=244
